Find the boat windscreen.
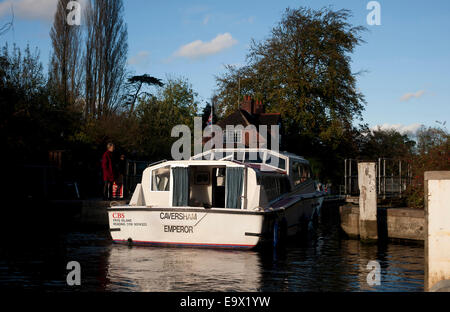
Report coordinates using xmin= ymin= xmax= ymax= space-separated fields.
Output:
xmin=265 ymin=154 xmax=286 ymax=170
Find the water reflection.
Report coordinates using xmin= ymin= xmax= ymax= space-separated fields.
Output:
xmin=104 ymin=247 xmax=262 ymax=292
xmin=0 ymin=224 xmax=424 ymax=292
xmin=99 ymin=224 xmax=424 ymax=292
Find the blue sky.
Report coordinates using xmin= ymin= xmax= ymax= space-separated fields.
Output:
xmin=1 ymin=0 xmax=449 ymax=135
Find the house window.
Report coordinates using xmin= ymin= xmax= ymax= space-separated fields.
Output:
xmin=224 ymin=130 xmax=242 ymax=144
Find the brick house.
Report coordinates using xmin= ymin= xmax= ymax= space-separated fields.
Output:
xmin=211 ymin=96 xmax=282 ymax=149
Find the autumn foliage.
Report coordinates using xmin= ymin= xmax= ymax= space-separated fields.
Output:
xmin=405 ymin=126 xmax=450 ymax=208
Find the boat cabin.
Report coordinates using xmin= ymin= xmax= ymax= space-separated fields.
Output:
xmin=129 ymin=149 xmax=313 ymax=210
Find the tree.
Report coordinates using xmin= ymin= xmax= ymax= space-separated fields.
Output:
xmin=214 ymin=7 xmax=366 ymax=185
xmin=416 ymin=124 xmax=449 ymax=155
xmin=0 ymin=43 xmax=45 ymax=102
xmin=215 ymin=7 xmax=366 ymax=149
xmin=0 ymin=43 xmax=80 ymax=163
xmin=0 ymin=7 xmax=13 ymax=37
xmin=359 ymin=128 xmax=416 ymax=160
xmin=49 ymin=0 xmax=83 ymax=108
xmin=158 ymin=77 xmax=199 ymax=128
xmin=406 ymin=126 xmax=449 ymax=208
xmin=135 ymin=77 xmax=199 ymax=159
xmin=84 ymin=0 xmax=128 ymax=117
xmin=125 ymin=74 xmax=164 ymax=114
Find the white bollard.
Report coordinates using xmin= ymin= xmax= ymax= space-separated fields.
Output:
xmin=358 ymin=162 xmax=378 ymax=241
xmin=425 ymin=171 xmax=450 ymax=291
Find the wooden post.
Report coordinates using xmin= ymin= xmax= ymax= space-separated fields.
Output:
xmin=425 ymin=171 xmax=450 ymax=291
xmin=358 ymin=162 xmax=378 ymax=241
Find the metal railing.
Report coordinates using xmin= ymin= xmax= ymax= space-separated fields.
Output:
xmin=344 ymin=158 xmax=412 ymax=198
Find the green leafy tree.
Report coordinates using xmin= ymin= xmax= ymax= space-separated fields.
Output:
xmin=215 ymin=7 xmax=366 ymax=147
xmin=214 ymin=7 xmax=366 ymax=185
xmin=125 ymin=74 xmax=164 ymax=114
xmin=135 ymin=77 xmax=199 ymax=159
xmin=359 ymin=128 xmax=416 ymax=160
xmin=0 ymin=43 xmax=80 ymax=163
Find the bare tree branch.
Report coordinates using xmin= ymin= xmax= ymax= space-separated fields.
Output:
xmin=0 ymin=6 xmax=14 ymax=36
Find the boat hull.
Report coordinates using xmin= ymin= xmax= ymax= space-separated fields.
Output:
xmin=108 ymin=195 xmax=324 ymax=250
xmin=108 ymin=207 xmax=266 ymax=250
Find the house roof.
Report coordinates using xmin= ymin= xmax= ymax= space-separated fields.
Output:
xmin=258 ymin=113 xmax=281 ymax=126
xmin=218 ymin=109 xmax=280 ymax=129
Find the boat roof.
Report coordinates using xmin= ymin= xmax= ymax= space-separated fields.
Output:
xmin=146 ymin=149 xmax=309 ymax=176
xmin=189 ymin=148 xmax=309 ymax=173
xmin=191 ymin=148 xmax=308 ymax=162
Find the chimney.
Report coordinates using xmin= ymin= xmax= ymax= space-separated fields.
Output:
xmin=240 ymin=95 xmax=254 ymax=114
xmin=253 ymin=99 xmax=265 ymax=115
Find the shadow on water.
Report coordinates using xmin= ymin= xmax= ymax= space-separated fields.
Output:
xmin=256 ymin=223 xmax=424 ymax=292
xmin=0 ymin=203 xmax=424 ymax=292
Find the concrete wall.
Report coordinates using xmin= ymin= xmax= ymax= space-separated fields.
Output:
xmin=340 ymin=204 xmax=360 ymax=238
xmin=425 ymin=171 xmax=450 ymax=291
xmin=385 ymin=208 xmax=424 ymax=241
xmin=339 ymin=205 xmax=424 ymax=241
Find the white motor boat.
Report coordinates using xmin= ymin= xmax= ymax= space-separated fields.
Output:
xmin=108 ymin=148 xmax=325 ymax=249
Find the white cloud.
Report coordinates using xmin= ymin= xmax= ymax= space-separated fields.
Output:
xmin=401 ymin=90 xmax=425 ymax=102
xmin=173 ymin=33 xmax=238 ymax=60
xmin=0 ymin=0 xmax=89 ymax=23
xmin=128 ymin=51 xmax=150 ymax=66
xmin=372 ymin=123 xmax=423 ymax=136
xmin=0 ymin=0 xmax=58 ymax=22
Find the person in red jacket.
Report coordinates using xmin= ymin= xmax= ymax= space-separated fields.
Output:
xmin=102 ymin=143 xmax=115 ymax=200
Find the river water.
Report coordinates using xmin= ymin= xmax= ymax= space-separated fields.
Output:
xmin=0 ymin=215 xmax=424 ymax=292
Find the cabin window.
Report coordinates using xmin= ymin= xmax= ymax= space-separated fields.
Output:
xmin=266 ymin=155 xmax=286 ymax=170
xmin=292 ymin=161 xmax=311 ymax=185
xmin=223 ymin=130 xmax=242 ymax=144
xmin=151 ymin=166 xmax=170 ymax=191
xmin=292 ymin=162 xmax=302 ymax=185
xmin=260 ymin=175 xmax=291 ymax=202
xmin=300 ymin=164 xmax=311 ymax=182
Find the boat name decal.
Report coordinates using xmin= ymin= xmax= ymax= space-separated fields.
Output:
xmin=164 ymin=225 xmax=194 ymax=233
xmin=160 ymin=212 xmax=198 ymax=221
